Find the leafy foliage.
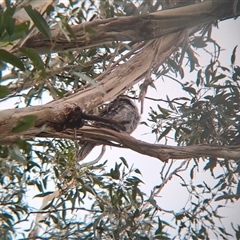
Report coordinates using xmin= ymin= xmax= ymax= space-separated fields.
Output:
xmin=0 ymin=1 xmax=239 ymax=240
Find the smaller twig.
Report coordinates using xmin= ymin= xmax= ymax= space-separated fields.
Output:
xmin=28 ymin=207 xmax=101 ymax=215
xmin=139 ymin=69 xmax=153 ymax=114
xmin=153 ymin=160 xmax=188 ymax=196
xmin=161 ymin=159 xmax=174 ymax=181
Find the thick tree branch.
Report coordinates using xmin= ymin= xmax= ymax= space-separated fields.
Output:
xmin=1 ymin=126 xmax=239 ymax=162
xmin=12 ymin=0 xmax=239 ymax=55
xmin=75 ymin=127 xmax=240 ymax=162
xmin=0 ymin=33 xmax=183 ymax=139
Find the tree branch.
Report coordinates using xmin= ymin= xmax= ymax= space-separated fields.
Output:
xmin=75 ymin=127 xmax=240 ymax=162
xmin=12 ymin=0 xmax=239 ymax=55
xmin=0 ymin=33 xmax=184 ymax=139
xmin=2 ymin=126 xmax=239 ymax=162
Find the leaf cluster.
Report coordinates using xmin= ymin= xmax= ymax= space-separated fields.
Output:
xmin=0 ymin=1 xmax=240 ymax=240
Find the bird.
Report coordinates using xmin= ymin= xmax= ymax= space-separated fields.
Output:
xmin=78 ymin=97 xmax=140 ymax=160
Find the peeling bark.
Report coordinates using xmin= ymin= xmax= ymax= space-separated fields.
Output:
xmin=11 ymin=0 xmax=239 ymax=55
xmin=76 ymin=127 xmax=240 ymax=162
xmin=0 ymin=103 xmax=84 ymax=139
xmin=0 ymin=33 xmax=183 ymax=140
xmin=1 ymin=126 xmax=239 ymax=162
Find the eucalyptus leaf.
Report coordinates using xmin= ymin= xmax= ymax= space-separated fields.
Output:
xmin=0 ymin=49 xmax=25 ymax=71
xmin=24 ymin=5 xmax=51 ymax=38
xmin=0 ymin=85 xmax=10 ymax=98
xmin=20 ymin=47 xmax=46 ymax=76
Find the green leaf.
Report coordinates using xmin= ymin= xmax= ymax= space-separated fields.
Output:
xmin=190 ymin=165 xmax=196 ymax=180
xmin=35 ymin=180 xmax=44 ymax=192
xmin=192 ymin=235 xmax=199 ymax=240
xmin=166 ymin=95 xmax=175 ymax=110
xmin=0 ymin=60 xmax=6 ymax=71
xmin=16 ymin=138 xmax=31 ymax=154
xmin=182 ymin=86 xmax=196 ymax=95
xmin=155 ymin=217 xmax=163 ymax=235
xmin=0 ymin=49 xmax=25 ymax=71
xmin=196 ymin=69 xmax=203 ymax=87
xmin=204 ymin=157 xmax=217 ymax=172
xmin=119 ymin=156 xmax=128 ymax=168
xmin=219 ymin=183 xmax=227 ymax=191
xmin=42 ymin=175 xmax=49 ymax=189
xmin=236 ymin=181 xmax=240 ymax=199
xmin=157 ymin=104 xmax=171 ymax=117
xmin=134 ymin=168 xmax=142 ymax=175
xmin=0 ymin=7 xmax=20 ymax=42
xmin=11 ymin=115 xmax=38 ymax=133
xmin=175 ymin=213 xmax=184 ymax=221
xmin=0 ymin=21 xmax=30 ymax=42
xmin=58 ymin=14 xmax=76 ymax=39
xmin=0 ymin=85 xmax=10 ymax=98
xmin=20 ymin=47 xmax=46 ymax=76
xmin=65 ymin=21 xmax=76 ymax=39
xmin=215 ymin=193 xmax=236 ymax=201
xmin=158 ymin=126 xmax=171 ymax=142
xmin=234 ymin=66 xmax=240 ymax=77
xmin=24 ymin=5 xmax=51 ymax=38
xmin=34 ymin=191 xmax=54 ymax=198
xmin=191 ymin=36 xmax=207 ymax=48
xmin=231 ymin=45 xmax=238 ymax=65
xmin=2 ymin=7 xmax=16 ymax=36
xmin=2 ymin=6 xmax=15 ymax=19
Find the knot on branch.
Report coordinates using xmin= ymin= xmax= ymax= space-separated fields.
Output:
xmin=62 ymin=103 xmax=84 ymax=130
xmin=48 ymin=103 xmax=85 ymax=131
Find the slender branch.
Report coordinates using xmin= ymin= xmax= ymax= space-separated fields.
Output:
xmin=28 ymin=207 xmax=101 ymax=215
xmin=2 ymin=126 xmax=239 ymax=162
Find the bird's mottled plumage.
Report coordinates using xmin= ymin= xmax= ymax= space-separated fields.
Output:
xmin=78 ymin=97 xmax=140 ymax=160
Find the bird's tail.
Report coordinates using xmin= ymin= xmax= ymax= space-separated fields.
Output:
xmin=78 ymin=142 xmax=96 ymax=161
